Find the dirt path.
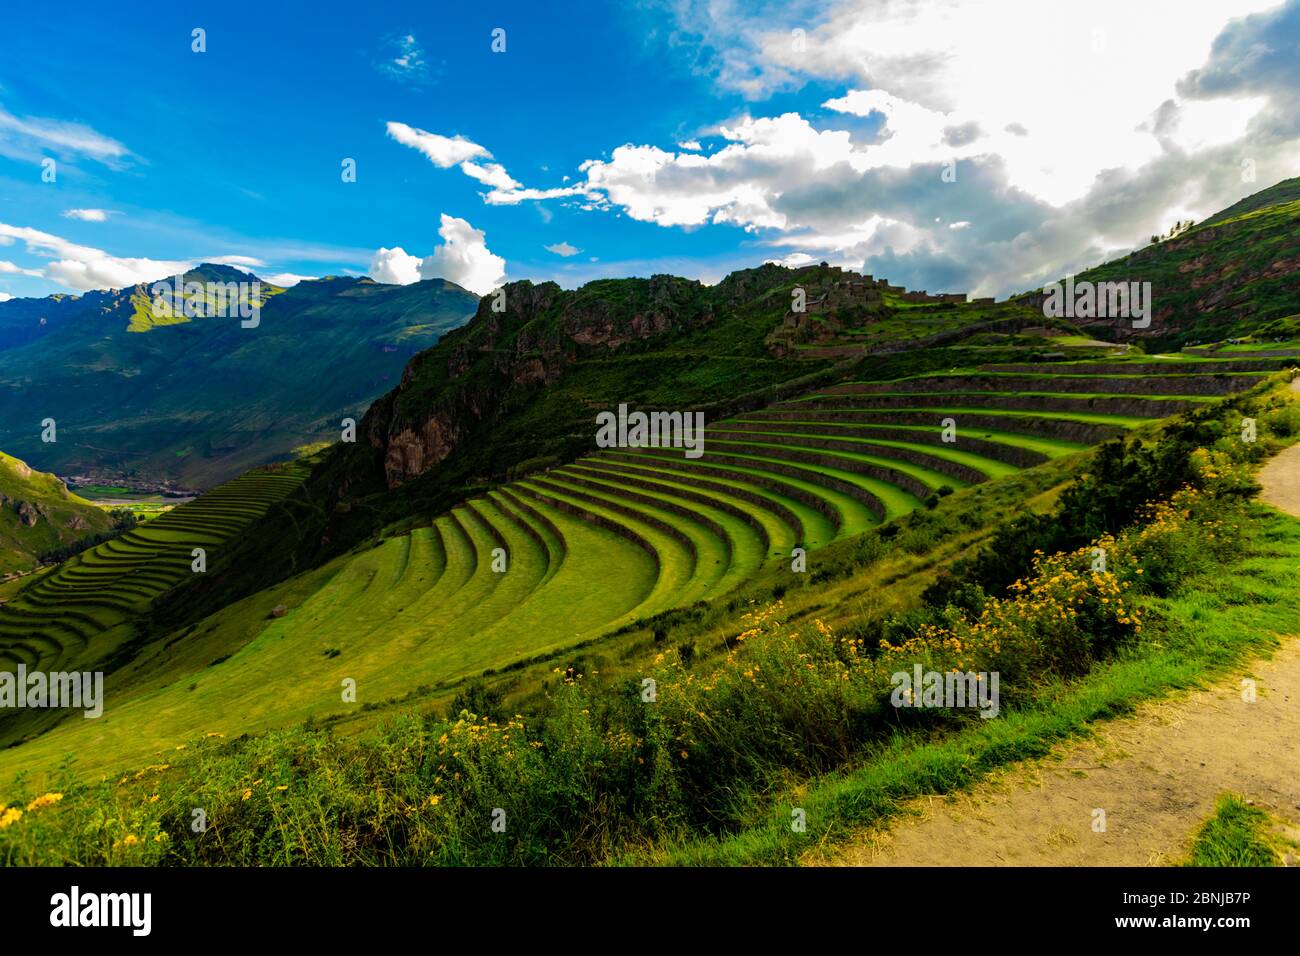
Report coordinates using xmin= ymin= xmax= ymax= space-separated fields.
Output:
xmin=1258 ymin=378 xmax=1300 ymax=514
xmin=816 ymin=642 xmax=1300 ymax=865
xmin=819 ymin=410 xmax=1300 ymax=867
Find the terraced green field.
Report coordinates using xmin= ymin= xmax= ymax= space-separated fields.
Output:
xmin=0 ymin=351 xmax=1286 ymax=779
xmin=0 ymin=467 xmax=304 ymax=673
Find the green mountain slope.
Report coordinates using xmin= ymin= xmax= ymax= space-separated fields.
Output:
xmin=154 ymin=264 xmax=1059 ymax=625
xmin=0 ymin=265 xmax=479 ymax=488
xmin=1200 ymin=175 xmax=1300 ymax=226
xmin=0 ymin=451 xmax=114 ymax=575
xmin=1021 ymin=176 xmax=1300 ymax=347
xmin=0 ymin=352 xmax=1289 ymax=783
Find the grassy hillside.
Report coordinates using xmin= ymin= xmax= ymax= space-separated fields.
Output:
xmin=0 ymin=338 xmax=1286 ymax=782
xmin=2 ymin=372 xmax=1296 ymax=865
xmin=1200 ymin=175 xmax=1300 ymax=226
xmin=150 ymin=265 xmax=1069 ymax=632
xmin=0 ymin=451 xmax=115 ymax=575
xmin=0 ymin=265 xmax=478 ymax=488
xmin=0 ymin=462 xmax=306 ymax=749
xmin=1023 ymin=176 xmax=1300 ymax=348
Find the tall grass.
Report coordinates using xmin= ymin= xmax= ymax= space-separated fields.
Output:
xmin=1186 ymin=795 xmax=1287 ymax=867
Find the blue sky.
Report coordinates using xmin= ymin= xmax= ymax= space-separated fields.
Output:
xmin=1 ymin=0 xmax=1296 ymax=300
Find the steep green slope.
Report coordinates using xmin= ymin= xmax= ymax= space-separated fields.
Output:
xmin=1022 ymin=176 xmax=1300 ymax=347
xmin=0 ymin=265 xmax=478 ymax=487
xmin=1200 ymin=175 xmax=1300 ymax=226
xmin=0 ymin=464 xmax=306 ymax=750
xmin=0 ymin=451 xmax=115 ymax=575
xmin=154 ymin=265 xmax=1064 ymax=631
xmin=3 ymin=376 xmax=1297 ymax=865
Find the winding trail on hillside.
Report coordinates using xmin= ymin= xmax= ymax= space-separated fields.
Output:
xmin=1258 ymin=386 xmax=1300 ymax=513
xmin=818 ymin=407 xmax=1300 ymax=867
xmin=815 ymin=644 xmax=1300 ymax=866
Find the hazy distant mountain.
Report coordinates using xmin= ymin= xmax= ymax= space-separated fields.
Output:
xmin=0 ymin=265 xmax=479 ymax=488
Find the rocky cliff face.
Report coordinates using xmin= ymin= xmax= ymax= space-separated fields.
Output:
xmin=360 ymin=275 xmax=712 ymax=489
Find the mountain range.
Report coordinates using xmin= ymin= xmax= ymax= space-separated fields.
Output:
xmin=0 ymin=264 xmax=479 ymax=488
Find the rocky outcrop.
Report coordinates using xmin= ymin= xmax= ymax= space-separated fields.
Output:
xmin=14 ymin=500 xmax=45 ymax=527
xmin=362 ymin=275 xmax=713 ymax=489
xmin=380 ymin=414 xmax=464 ymax=486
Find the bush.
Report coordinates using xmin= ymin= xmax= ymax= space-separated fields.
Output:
xmin=449 ymin=681 xmax=505 ymax=721
xmin=926 ymin=384 xmax=1289 ymax=611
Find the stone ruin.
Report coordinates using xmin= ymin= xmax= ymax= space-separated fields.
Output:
xmin=785 ymin=272 xmax=885 ymax=326
xmin=779 ymin=266 xmax=985 ymax=331
xmin=768 ymin=264 xmax=996 ymax=357
xmin=899 ymin=290 xmax=969 ymax=304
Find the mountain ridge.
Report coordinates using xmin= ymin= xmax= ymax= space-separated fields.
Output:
xmin=0 ymin=266 xmax=481 ymax=488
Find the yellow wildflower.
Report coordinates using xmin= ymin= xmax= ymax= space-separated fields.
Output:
xmin=25 ymin=792 xmax=63 ymax=812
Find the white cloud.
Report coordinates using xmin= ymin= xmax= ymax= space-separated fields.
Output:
xmin=0 ymin=293 xmax=12 ymax=302
xmin=1160 ymin=95 xmax=1268 ymax=152
xmin=663 ymin=0 xmax=1280 ymax=207
xmin=460 ymin=159 xmax=521 ymax=191
xmin=386 ymin=122 xmax=490 ymax=168
xmin=0 ymin=104 xmax=132 ymax=166
xmin=534 ymin=2 xmax=1300 ymax=294
xmin=0 ymin=223 xmax=189 ymax=291
xmin=369 ymin=246 xmax=423 ymax=285
xmin=207 ymin=255 xmax=267 ymax=269
xmin=262 ymin=272 xmax=315 ymax=287
xmin=483 ymin=183 xmax=587 ymax=205
xmin=764 ymin=252 xmax=819 ymax=268
xmin=369 ymin=215 xmax=507 ymax=295
xmin=544 ymin=241 xmax=581 ymax=257
xmin=575 ymin=113 xmax=866 ymax=230
xmin=388 ymin=4 xmax=1300 ymax=298
xmin=0 ymin=227 xmax=288 ymax=292
xmin=678 ymin=140 xmax=703 ymax=151
xmin=420 ymin=214 xmax=506 ymax=295
xmin=62 ymin=208 xmax=115 ymax=222
xmin=387 ymin=119 xmax=588 ymax=205
xmin=0 ymin=259 xmax=43 ymax=277
xmin=378 ymin=34 xmax=431 ymax=85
